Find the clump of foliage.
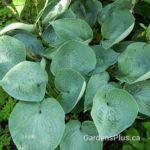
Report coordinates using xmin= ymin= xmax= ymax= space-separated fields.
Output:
xmin=0 ymin=0 xmax=150 ymax=150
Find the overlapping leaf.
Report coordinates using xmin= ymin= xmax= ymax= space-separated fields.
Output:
xmin=126 ymin=81 xmax=150 ymax=116
xmin=9 ymin=98 xmax=65 ymax=150
xmin=71 ymin=0 xmax=102 ymax=26
xmin=98 ymin=0 xmax=135 ymax=49
xmin=14 ymin=31 xmax=44 ymax=55
xmin=0 ymin=35 xmax=26 ymax=80
xmin=1 ymin=61 xmax=48 ymax=102
xmin=116 ymin=42 xmax=150 ymax=84
xmin=43 ymin=25 xmax=62 ymax=47
xmin=55 ymin=69 xmax=86 ymax=113
xmin=101 ymin=10 xmax=135 ymax=49
xmin=60 ymin=120 xmax=103 ymax=150
xmin=51 ymin=40 xmax=96 ymax=75
xmin=84 ymin=72 xmax=109 ymax=111
xmin=43 ymin=18 xmax=93 ymax=47
xmin=98 ymin=0 xmax=134 ymax=24
xmin=91 ymin=88 xmax=138 ymax=137
xmin=91 ymin=45 xmax=119 ymax=74
xmin=51 ymin=18 xmax=93 ymax=42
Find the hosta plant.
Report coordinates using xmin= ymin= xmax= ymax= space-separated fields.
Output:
xmin=0 ymin=0 xmax=150 ymax=150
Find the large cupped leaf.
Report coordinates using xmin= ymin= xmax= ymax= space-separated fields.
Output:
xmin=98 ymin=0 xmax=134 ymax=25
xmin=98 ymin=0 xmax=134 ymax=49
xmin=126 ymin=81 xmax=150 ymax=116
xmin=116 ymin=42 xmax=150 ymax=84
xmin=91 ymin=45 xmax=119 ymax=74
xmin=43 ymin=18 xmax=93 ymax=47
xmin=84 ymin=72 xmax=109 ymax=111
xmin=14 ymin=31 xmax=44 ymax=55
xmin=101 ymin=10 xmax=135 ymax=49
xmin=51 ymin=18 xmax=93 ymax=43
xmin=1 ymin=61 xmax=48 ymax=102
xmin=51 ymin=40 xmax=96 ymax=75
xmin=60 ymin=120 xmax=103 ymax=150
xmin=91 ymin=88 xmax=138 ymax=137
xmin=0 ymin=35 xmax=26 ymax=80
xmin=9 ymin=98 xmax=65 ymax=150
xmin=55 ymin=69 xmax=86 ymax=113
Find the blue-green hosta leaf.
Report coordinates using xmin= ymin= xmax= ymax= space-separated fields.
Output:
xmin=13 ymin=0 xmax=26 ymax=16
xmin=116 ymin=42 xmax=150 ymax=84
xmin=91 ymin=88 xmax=138 ymax=137
xmin=51 ymin=18 xmax=93 ymax=43
xmin=91 ymin=45 xmax=119 ymax=74
xmin=42 ymin=0 xmax=71 ymax=26
xmin=14 ymin=32 xmax=44 ymax=55
xmin=0 ymin=35 xmax=26 ymax=80
xmin=101 ymin=10 xmax=135 ymax=49
xmin=43 ymin=18 xmax=93 ymax=47
xmin=60 ymin=120 xmax=103 ymax=150
xmin=84 ymin=72 xmax=109 ymax=111
xmin=9 ymin=98 xmax=65 ymax=150
xmin=1 ymin=61 xmax=48 ymax=102
xmin=55 ymin=69 xmax=86 ymax=113
xmin=0 ymin=23 xmax=36 ymax=35
xmin=42 ymin=18 xmax=93 ymax=47
xmin=98 ymin=0 xmax=133 ymax=24
xmin=126 ymin=81 xmax=150 ymax=116
xmin=71 ymin=0 xmax=102 ymax=26
xmin=51 ymin=41 xmax=96 ymax=75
